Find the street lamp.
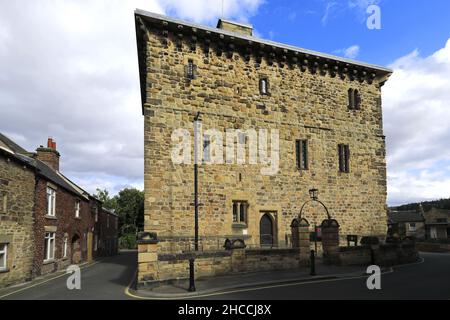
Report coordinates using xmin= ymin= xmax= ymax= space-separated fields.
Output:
xmin=309 ymin=188 xmax=319 ymax=201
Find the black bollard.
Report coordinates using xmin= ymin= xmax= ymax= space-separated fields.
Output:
xmin=188 ymin=258 xmax=196 ymax=292
xmin=310 ymin=250 xmax=316 ymax=276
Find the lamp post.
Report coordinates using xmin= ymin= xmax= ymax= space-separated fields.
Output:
xmin=193 ymin=112 xmax=202 ymax=252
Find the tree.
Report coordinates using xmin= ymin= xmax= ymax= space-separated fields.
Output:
xmin=95 ymin=188 xmax=117 ymax=210
xmin=115 ymin=188 xmax=144 ymax=236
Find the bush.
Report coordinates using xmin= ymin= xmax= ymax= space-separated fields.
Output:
xmin=119 ymin=233 xmax=137 ymax=249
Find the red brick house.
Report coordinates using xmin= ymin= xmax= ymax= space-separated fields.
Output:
xmin=0 ymin=134 xmax=119 ymax=284
xmin=95 ymin=208 xmax=119 ymax=257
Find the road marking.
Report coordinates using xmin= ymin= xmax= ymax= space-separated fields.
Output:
xmin=0 ymin=261 xmax=100 ymax=300
xmin=124 ymin=269 xmax=394 ymax=300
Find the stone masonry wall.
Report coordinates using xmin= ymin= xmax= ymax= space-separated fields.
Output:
xmin=142 ymin=27 xmax=388 ymax=256
xmin=0 ymin=156 xmax=35 ymax=288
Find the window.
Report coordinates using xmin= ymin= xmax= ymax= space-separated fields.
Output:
xmin=44 ymin=232 xmax=55 ymax=261
xmin=107 ymin=215 xmax=110 ymax=229
xmin=115 ymin=217 xmax=118 ymax=230
xmin=348 ymin=88 xmax=361 ymax=110
xmin=408 ymin=223 xmax=417 ymax=231
xmin=259 ymin=78 xmax=269 ymax=95
xmin=0 ymin=244 xmax=7 ymax=270
xmin=232 ymin=201 xmax=248 ymax=225
xmin=338 ymin=144 xmax=350 ymax=173
xmin=437 ymin=218 xmax=447 ymax=223
xmin=185 ymin=59 xmax=196 ymax=80
xmin=46 ymin=187 xmax=56 ymax=217
xmin=75 ymin=200 xmax=80 ymax=218
xmin=295 ymin=140 xmax=309 ymax=170
xmin=1 ymin=193 xmax=7 ymax=213
xmin=63 ymin=237 xmax=68 ymax=258
xmin=94 ymin=207 xmax=98 ymax=222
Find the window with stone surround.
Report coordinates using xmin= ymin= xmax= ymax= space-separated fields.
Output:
xmin=185 ymin=59 xmax=196 ymax=80
xmin=75 ymin=200 xmax=81 ymax=218
xmin=338 ymin=144 xmax=350 ymax=173
xmin=259 ymin=77 xmax=269 ymax=95
xmin=233 ymin=201 xmax=248 ymax=225
xmin=203 ymin=134 xmax=211 ymax=164
xmin=295 ymin=140 xmax=309 ymax=170
xmin=46 ymin=187 xmax=56 ymax=217
xmin=0 ymin=243 xmax=7 ymax=270
xmin=348 ymin=88 xmax=361 ymax=110
xmin=1 ymin=192 xmax=7 ymax=214
xmin=44 ymin=232 xmax=55 ymax=262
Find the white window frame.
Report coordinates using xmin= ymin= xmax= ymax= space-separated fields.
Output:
xmin=75 ymin=200 xmax=81 ymax=218
xmin=408 ymin=223 xmax=417 ymax=232
xmin=46 ymin=187 xmax=56 ymax=217
xmin=0 ymin=243 xmax=7 ymax=270
xmin=44 ymin=232 xmax=55 ymax=262
xmin=63 ymin=237 xmax=68 ymax=258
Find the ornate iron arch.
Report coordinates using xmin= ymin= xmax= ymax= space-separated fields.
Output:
xmin=299 ymin=199 xmax=331 ymax=221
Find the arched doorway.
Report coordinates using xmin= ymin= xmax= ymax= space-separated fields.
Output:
xmin=260 ymin=214 xmax=274 ymax=247
xmin=71 ymin=234 xmax=81 ymax=264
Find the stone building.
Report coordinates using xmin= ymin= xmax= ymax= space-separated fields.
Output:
xmin=135 ymin=10 xmax=392 ymax=258
xmin=0 ymin=134 xmax=119 ymax=287
xmin=423 ymin=208 xmax=450 ymax=240
xmin=0 ymin=134 xmax=36 ymax=288
xmin=387 ymin=210 xmax=426 ymax=239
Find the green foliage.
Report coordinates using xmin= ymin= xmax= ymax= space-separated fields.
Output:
xmin=119 ymin=233 xmax=137 ymax=249
xmin=395 ymin=198 xmax=450 ymax=212
xmin=94 ymin=187 xmax=144 ymax=238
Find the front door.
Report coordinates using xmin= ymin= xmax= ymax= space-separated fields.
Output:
xmin=260 ymin=214 xmax=274 ymax=246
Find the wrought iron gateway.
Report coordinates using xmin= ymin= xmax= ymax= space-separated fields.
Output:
xmin=260 ymin=213 xmax=274 ymax=247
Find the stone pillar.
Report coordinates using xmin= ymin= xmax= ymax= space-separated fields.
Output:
xmin=321 ymin=219 xmax=340 ymax=265
xmin=229 ymin=239 xmax=246 ymax=273
xmin=137 ymin=232 xmax=159 ymax=286
xmin=298 ymin=218 xmax=311 ymax=266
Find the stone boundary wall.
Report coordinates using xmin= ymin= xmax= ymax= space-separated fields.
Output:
xmin=138 ymin=241 xmax=306 ymax=288
xmin=416 ymin=242 xmax=450 ymax=253
xmin=338 ymin=243 xmax=419 ymax=267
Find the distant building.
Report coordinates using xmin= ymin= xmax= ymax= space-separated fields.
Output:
xmin=387 ymin=210 xmax=426 ymax=239
xmin=423 ymin=208 xmax=450 ymax=240
xmin=95 ymin=208 xmax=119 ymax=256
xmin=0 ymin=134 xmax=118 ymax=288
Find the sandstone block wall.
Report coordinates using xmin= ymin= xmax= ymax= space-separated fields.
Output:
xmin=142 ymin=29 xmax=388 ymax=252
xmin=0 ymin=156 xmax=35 ymax=288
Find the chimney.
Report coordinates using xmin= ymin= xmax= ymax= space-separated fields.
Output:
xmin=36 ymin=137 xmax=60 ymax=171
xmin=217 ymin=19 xmax=253 ymax=36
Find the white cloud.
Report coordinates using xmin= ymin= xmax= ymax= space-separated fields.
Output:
xmin=335 ymin=45 xmax=360 ymax=59
xmin=0 ymin=0 xmax=264 ymax=195
xmin=384 ymin=39 xmax=450 ymax=205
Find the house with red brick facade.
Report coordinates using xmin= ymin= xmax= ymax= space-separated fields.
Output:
xmin=0 ymin=134 xmax=119 ymax=287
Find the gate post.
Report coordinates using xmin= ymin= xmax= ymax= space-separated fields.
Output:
xmin=321 ymin=219 xmax=340 ymax=265
xmin=137 ymin=232 xmax=159 ymax=286
xmin=298 ymin=218 xmax=311 ymax=266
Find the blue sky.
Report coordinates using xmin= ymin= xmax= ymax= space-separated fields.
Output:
xmin=1 ymin=0 xmax=449 ymax=206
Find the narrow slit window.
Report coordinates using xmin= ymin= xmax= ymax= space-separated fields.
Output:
xmin=259 ymin=78 xmax=269 ymax=95
xmin=338 ymin=144 xmax=350 ymax=173
xmin=295 ymin=140 xmax=309 ymax=170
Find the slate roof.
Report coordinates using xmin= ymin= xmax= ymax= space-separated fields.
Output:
xmin=388 ymin=211 xmax=425 ymax=224
xmin=0 ymin=133 xmax=90 ymax=200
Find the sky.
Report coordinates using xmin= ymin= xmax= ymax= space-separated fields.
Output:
xmin=0 ymin=0 xmax=449 ymax=206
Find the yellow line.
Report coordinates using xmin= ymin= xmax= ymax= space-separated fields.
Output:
xmin=0 ymin=261 xmax=100 ymax=300
xmin=124 ymin=269 xmax=394 ymax=300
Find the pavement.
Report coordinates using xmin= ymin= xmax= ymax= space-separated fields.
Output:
xmin=1 ymin=251 xmax=449 ymax=300
xmin=128 ymin=261 xmax=370 ymax=299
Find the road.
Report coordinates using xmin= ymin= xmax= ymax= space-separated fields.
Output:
xmin=1 ymin=251 xmax=449 ymax=300
xmin=0 ymin=250 xmax=137 ymax=300
xmin=201 ymin=252 xmax=450 ymax=300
